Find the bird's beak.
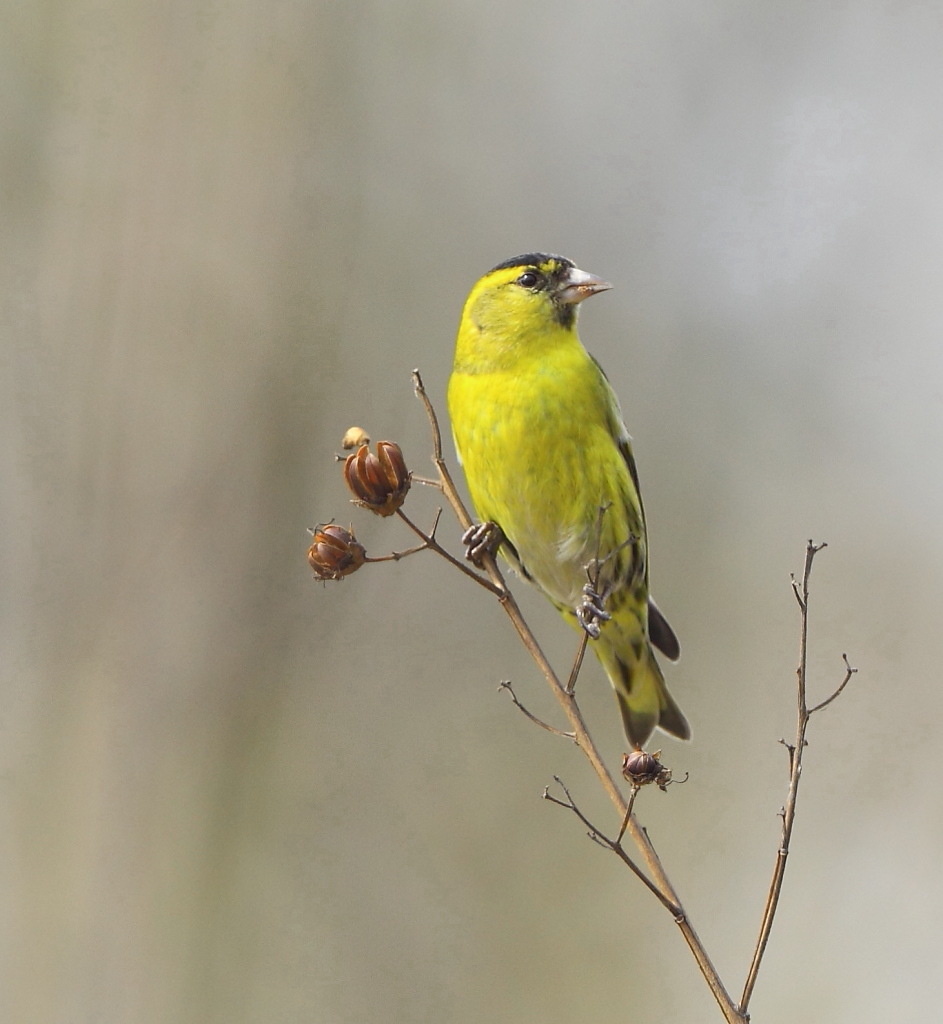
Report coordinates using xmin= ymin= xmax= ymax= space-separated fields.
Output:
xmin=557 ymin=266 xmax=612 ymax=305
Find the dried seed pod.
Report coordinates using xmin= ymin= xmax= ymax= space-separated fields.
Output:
xmin=622 ymin=749 xmax=672 ymax=788
xmin=344 ymin=441 xmax=411 ymax=516
xmin=308 ymin=523 xmax=367 ymax=579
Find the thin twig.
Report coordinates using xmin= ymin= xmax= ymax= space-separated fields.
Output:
xmin=564 ymin=632 xmax=590 ymax=695
xmin=616 ymin=785 xmax=641 ymax=845
xmin=808 ymin=653 xmax=857 ymax=714
xmin=740 ymin=540 xmax=855 ymax=1014
xmin=499 ymin=681 xmax=574 ymax=738
xmin=364 ymin=543 xmax=429 ymax=563
xmin=411 ymin=369 xmax=745 ymax=1024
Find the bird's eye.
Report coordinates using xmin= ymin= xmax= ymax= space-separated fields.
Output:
xmin=517 ymin=271 xmax=540 ymax=289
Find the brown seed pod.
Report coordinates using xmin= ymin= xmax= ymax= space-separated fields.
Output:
xmin=343 ymin=441 xmax=411 ymax=516
xmin=307 ymin=523 xmax=367 ymax=580
xmin=622 ymin=749 xmax=673 ymax=789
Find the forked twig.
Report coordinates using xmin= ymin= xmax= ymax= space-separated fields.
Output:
xmin=544 ymin=777 xmax=679 ymax=913
xmin=362 ymin=509 xmax=445 ymax=563
xmin=327 ymin=372 xmax=854 ymax=1023
xmin=394 ymin=508 xmax=503 ymax=594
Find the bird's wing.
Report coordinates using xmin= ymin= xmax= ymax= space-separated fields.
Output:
xmin=592 ymin=355 xmax=681 ymax=661
xmin=592 ymin=354 xmax=645 ymax=515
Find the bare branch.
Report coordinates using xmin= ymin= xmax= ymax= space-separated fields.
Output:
xmin=411 ymin=371 xmax=745 ymax=1024
xmin=740 ymin=540 xmax=852 ymax=1014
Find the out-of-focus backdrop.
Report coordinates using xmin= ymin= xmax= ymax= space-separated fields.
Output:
xmin=4 ymin=2 xmax=942 ymax=1021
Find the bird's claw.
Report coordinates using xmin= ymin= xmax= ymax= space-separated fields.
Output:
xmin=462 ymin=521 xmax=503 ymax=566
xmin=576 ymin=582 xmax=611 ymax=639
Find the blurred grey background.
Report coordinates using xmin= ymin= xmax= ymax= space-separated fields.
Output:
xmin=4 ymin=1 xmax=942 ymax=1021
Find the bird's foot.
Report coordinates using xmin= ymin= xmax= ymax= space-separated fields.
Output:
xmin=576 ymin=582 xmax=611 ymax=639
xmin=462 ymin=521 xmax=503 ymax=566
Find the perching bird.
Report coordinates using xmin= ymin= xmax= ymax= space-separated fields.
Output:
xmin=447 ymin=253 xmax=689 ymax=749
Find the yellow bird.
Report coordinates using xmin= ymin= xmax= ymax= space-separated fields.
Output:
xmin=447 ymin=253 xmax=689 ymax=749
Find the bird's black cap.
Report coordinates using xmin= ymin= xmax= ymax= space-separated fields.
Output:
xmin=489 ymin=253 xmax=574 ymax=273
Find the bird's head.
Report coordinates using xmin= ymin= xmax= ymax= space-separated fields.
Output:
xmin=463 ymin=253 xmax=611 ymax=335
xmin=454 ymin=254 xmax=611 ymax=372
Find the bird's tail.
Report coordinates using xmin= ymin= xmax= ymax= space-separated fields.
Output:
xmin=598 ymin=635 xmax=690 ymax=749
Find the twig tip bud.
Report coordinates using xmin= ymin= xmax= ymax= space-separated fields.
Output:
xmin=341 ymin=426 xmax=371 ymax=450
